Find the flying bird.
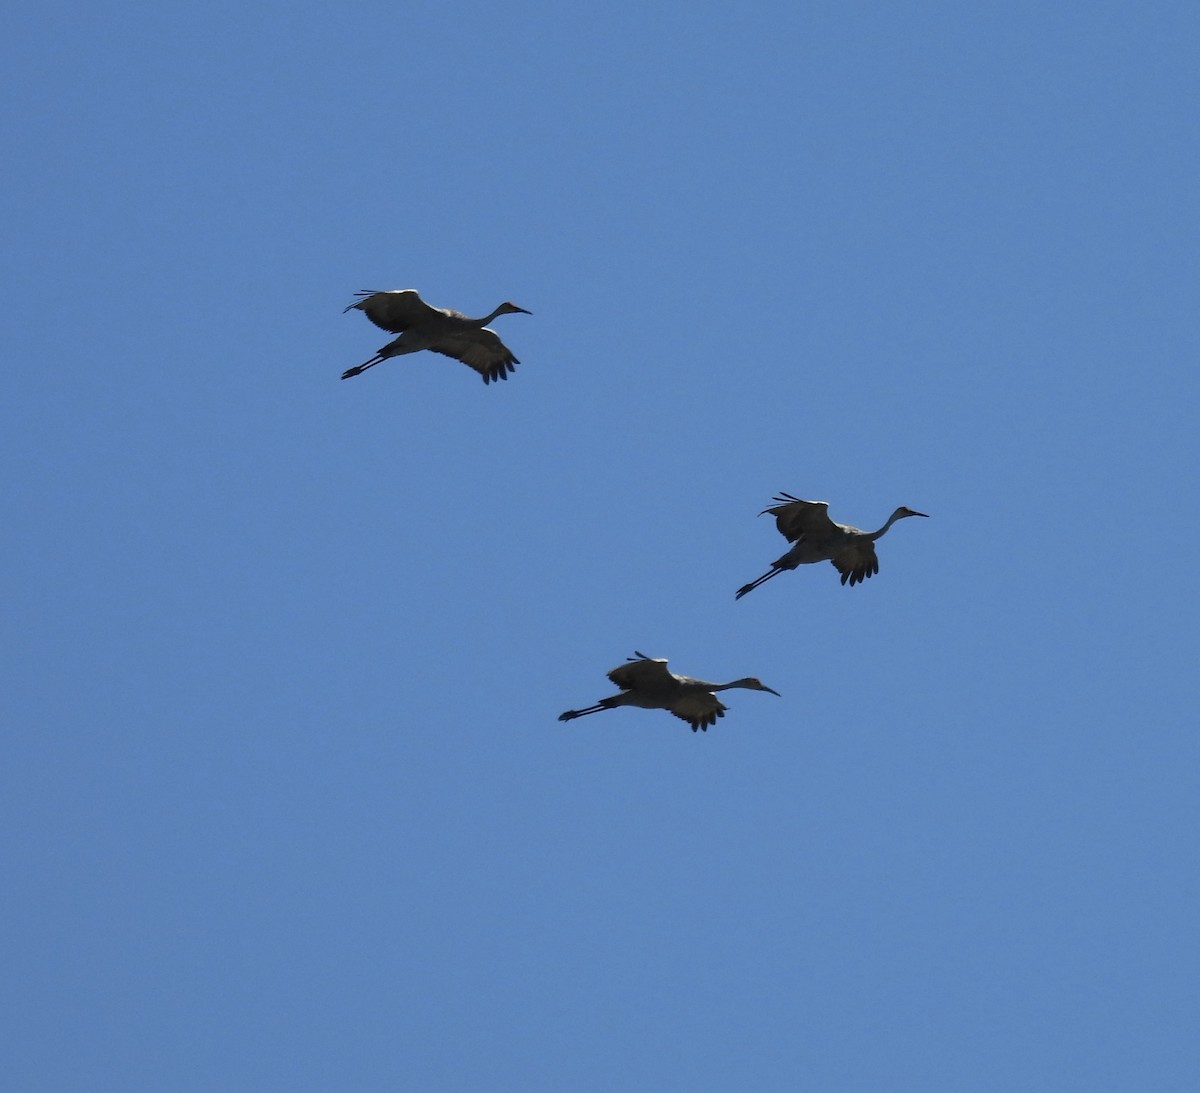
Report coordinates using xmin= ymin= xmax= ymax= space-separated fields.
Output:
xmin=736 ymin=494 xmax=928 ymax=599
xmin=558 ymin=652 xmax=780 ymax=732
xmin=341 ymin=289 xmax=530 ymax=384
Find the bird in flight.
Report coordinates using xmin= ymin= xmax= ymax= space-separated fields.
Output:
xmin=342 ymin=289 xmax=530 ymax=384
xmin=559 ymin=652 xmax=780 ymax=732
xmin=736 ymin=494 xmax=928 ymax=598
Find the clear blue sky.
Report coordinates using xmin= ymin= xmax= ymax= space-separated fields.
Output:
xmin=4 ymin=2 xmax=1197 ymax=1089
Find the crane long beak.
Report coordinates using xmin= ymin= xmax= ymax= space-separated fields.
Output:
xmin=761 ymin=685 xmax=781 ymax=696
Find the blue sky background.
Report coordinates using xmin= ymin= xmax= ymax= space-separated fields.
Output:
xmin=3 ymin=2 xmax=1197 ymax=1089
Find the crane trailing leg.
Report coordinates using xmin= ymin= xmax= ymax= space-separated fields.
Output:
xmin=342 ymin=354 xmax=385 ymax=380
xmin=558 ymin=698 xmax=620 ymax=722
xmin=735 ymin=562 xmax=790 ymax=600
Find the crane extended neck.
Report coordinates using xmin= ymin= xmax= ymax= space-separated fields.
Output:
xmin=869 ymin=507 xmax=928 ymax=540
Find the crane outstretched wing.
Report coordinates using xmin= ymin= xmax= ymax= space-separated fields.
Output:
xmin=669 ymin=693 xmax=727 ymax=732
xmin=344 ymin=289 xmax=451 ymax=333
xmin=607 ymin=653 xmax=672 ymax=691
xmin=760 ymin=495 xmax=837 ymax=543
xmin=427 ymin=328 xmax=520 ymax=384
xmin=830 ymin=543 xmax=880 ymax=586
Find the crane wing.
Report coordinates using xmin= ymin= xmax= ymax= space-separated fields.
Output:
xmin=607 ymin=654 xmax=673 ymax=692
xmin=669 ymin=693 xmax=727 ymax=732
xmin=760 ymin=495 xmax=837 ymax=543
xmin=427 ymin=328 xmax=520 ymax=384
xmin=345 ymin=289 xmax=450 ymax=333
xmin=830 ymin=542 xmax=879 ymax=586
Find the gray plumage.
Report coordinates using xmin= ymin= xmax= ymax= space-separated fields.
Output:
xmin=736 ymin=494 xmax=928 ymax=599
xmin=342 ymin=289 xmax=531 ymax=385
xmin=558 ymin=652 xmax=780 ymax=732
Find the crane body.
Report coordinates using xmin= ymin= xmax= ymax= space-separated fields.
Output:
xmin=342 ymin=289 xmax=530 ymax=384
xmin=558 ymin=652 xmax=779 ymax=732
xmin=736 ymin=494 xmax=927 ymax=598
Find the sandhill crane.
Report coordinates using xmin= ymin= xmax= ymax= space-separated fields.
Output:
xmin=341 ymin=289 xmax=531 ymax=384
xmin=735 ymin=494 xmax=928 ymax=599
xmin=558 ymin=652 xmax=780 ymax=732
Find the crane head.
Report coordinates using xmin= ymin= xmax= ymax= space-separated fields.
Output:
xmin=498 ymin=302 xmax=531 ymax=316
xmin=741 ymin=678 xmax=781 ymax=696
xmin=897 ymin=506 xmax=929 ymax=519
